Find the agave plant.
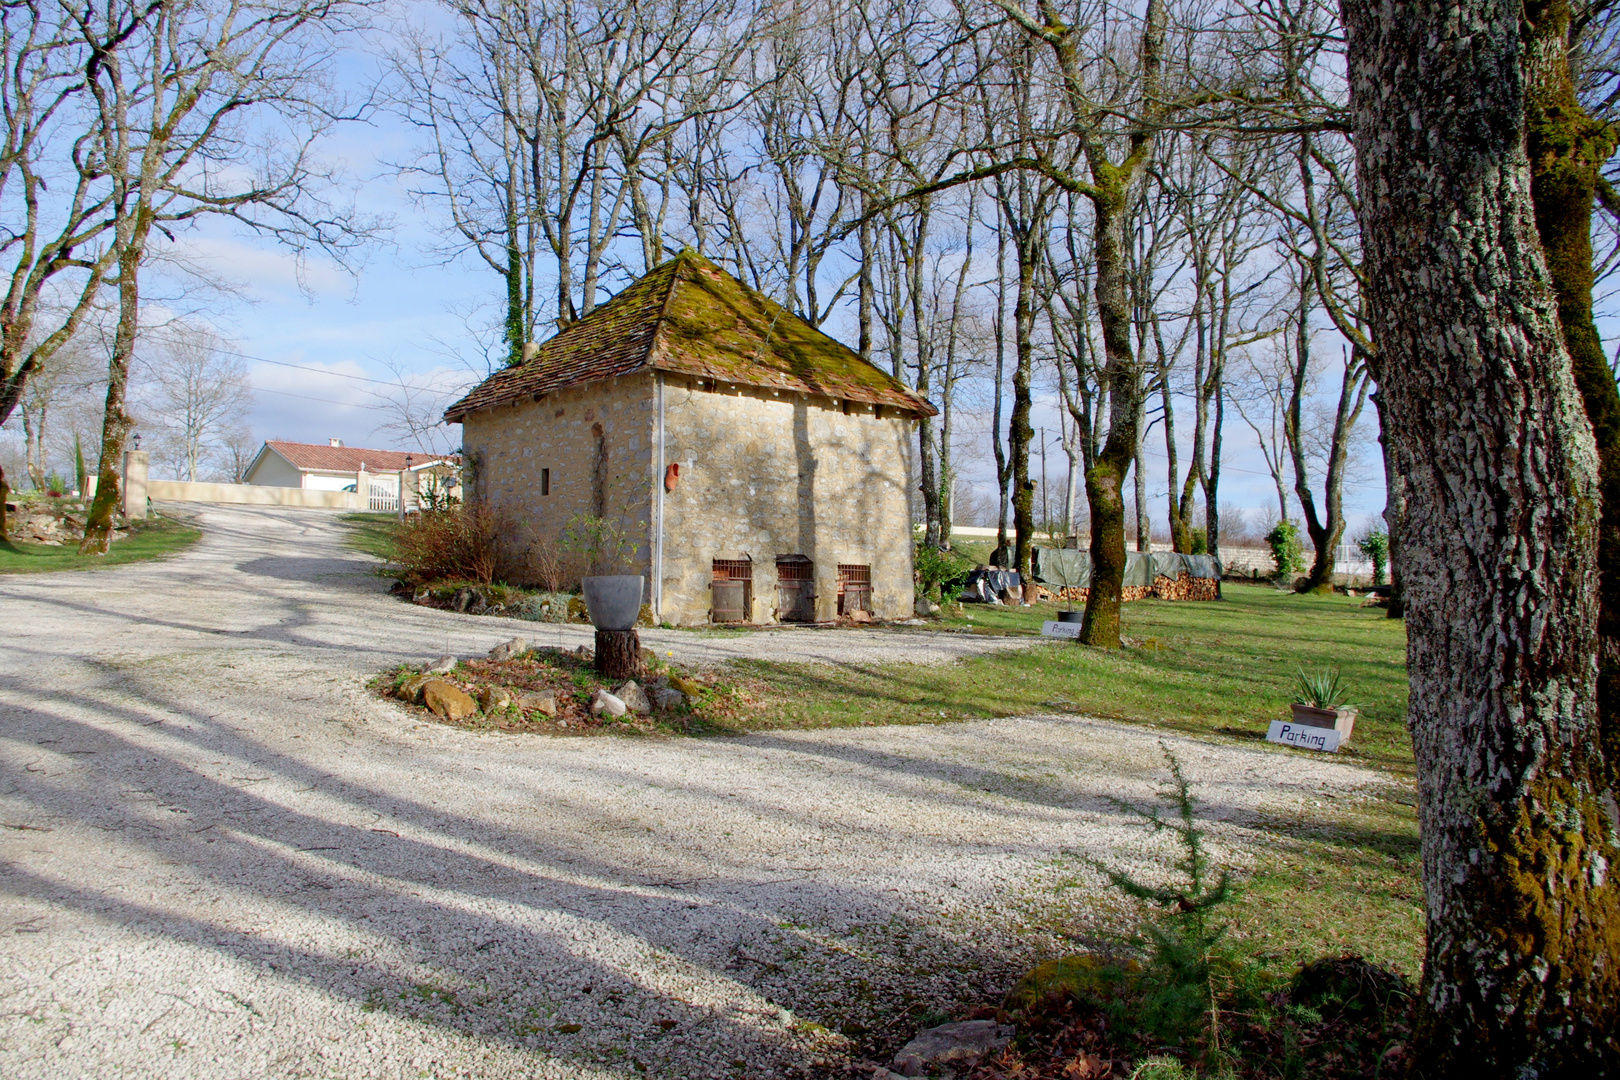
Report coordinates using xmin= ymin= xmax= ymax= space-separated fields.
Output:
xmin=1294 ymin=666 xmax=1352 ymax=710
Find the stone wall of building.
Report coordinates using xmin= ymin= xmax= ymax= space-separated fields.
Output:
xmin=656 ymin=376 xmax=917 ymax=624
xmin=459 ymin=372 xmax=918 ymax=623
xmin=459 ymin=374 xmax=657 ymax=586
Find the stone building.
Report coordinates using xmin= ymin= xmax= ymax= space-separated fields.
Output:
xmin=444 ymin=251 xmax=935 ymax=625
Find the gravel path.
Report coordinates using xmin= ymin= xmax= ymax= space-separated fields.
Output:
xmin=0 ymin=505 xmax=1392 ymax=1079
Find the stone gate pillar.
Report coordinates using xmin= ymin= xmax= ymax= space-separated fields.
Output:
xmin=122 ymin=449 xmax=149 ymax=520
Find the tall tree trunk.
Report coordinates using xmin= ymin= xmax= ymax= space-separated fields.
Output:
xmin=1372 ymin=390 xmax=1406 ymax=617
xmin=82 ymin=213 xmax=148 ymax=553
xmin=1009 ymin=229 xmax=1036 ymax=577
xmin=992 ymin=222 xmax=1011 ymax=562
xmin=1080 ymin=186 xmax=1143 ymax=649
xmin=1344 ymin=0 xmax=1620 ymax=1070
xmin=1134 ymin=392 xmax=1150 ymax=552
xmin=1524 ymin=0 xmax=1620 ymax=780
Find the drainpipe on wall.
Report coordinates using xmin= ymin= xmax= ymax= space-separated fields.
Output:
xmin=653 ymin=373 xmax=666 ymax=621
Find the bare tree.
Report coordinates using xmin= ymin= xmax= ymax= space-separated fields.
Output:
xmin=0 ymin=1 xmax=119 ymax=430
xmin=136 ymin=322 xmax=252 ymax=482
xmin=16 ymin=319 xmax=104 ymax=489
xmin=76 ymin=0 xmax=373 ymax=551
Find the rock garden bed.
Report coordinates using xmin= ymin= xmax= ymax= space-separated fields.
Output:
xmin=373 ymin=636 xmax=756 ymax=735
xmin=3 ymin=494 xmax=130 ymax=546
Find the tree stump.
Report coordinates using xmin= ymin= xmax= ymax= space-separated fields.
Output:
xmin=594 ymin=629 xmax=641 ymax=680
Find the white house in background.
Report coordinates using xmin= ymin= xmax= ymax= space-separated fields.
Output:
xmin=243 ymin=439 xmax=459 ymax=510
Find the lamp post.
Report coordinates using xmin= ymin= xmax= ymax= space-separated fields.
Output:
xmin=400 ymin=455 xmax=412 ymax=521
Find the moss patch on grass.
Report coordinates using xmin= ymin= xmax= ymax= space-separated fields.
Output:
xmin=0 ymin=515 xmax=200 ymax=574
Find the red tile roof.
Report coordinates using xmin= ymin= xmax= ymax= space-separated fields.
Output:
xmin=264 ymin=441 xmax=454 ymax=473
xmin=443 ymin=251 xmax=936 ymax=422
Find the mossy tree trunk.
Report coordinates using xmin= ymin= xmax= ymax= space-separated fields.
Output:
xmin=1344 ymin=0 xmax=1620 ymax=1070
xmin=1078 ymin=176 xmax=1141 ymax=648
xmin=1009 ymin=220 xmax=1037 ymax=578
xmin=1524 ymin=0 xmax=1620 ymax=781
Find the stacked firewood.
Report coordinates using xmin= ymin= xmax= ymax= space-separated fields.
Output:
xmin=1150 ymin=571 xmax=1220 ymax=602
xmin=1028 ymin=572 xmax=1217 ymax=606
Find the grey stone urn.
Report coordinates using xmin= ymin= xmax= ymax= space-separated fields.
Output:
xmin=581 ymin=575 xmax=644 ymax=630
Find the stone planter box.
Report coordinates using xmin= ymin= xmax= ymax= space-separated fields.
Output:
xmin=582 ymin=575 xmax=644 ymax=631
xmin=1290 ymin=703 xmax=1358 ymax=743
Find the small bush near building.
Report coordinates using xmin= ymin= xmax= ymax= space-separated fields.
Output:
xmin=385 ymin=503 xmax=503 ymax=587
xmin=914 ymin=537 xmax=972 ymax=599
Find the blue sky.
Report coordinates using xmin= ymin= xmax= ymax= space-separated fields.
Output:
xmin=138 ymin=31 xmax=1391 ymax=540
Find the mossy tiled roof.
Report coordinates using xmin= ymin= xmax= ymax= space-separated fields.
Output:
xmin=443 ymin=252 xmax=936 ymax=422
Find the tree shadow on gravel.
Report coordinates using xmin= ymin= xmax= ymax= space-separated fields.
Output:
xmin=0 ymin=663 xmax=1066 ymax=1077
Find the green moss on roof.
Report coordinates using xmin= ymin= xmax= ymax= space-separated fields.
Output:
xmin=444 ymin=251 xmax=935 ymax=421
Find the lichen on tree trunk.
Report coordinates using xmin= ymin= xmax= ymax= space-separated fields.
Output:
xmin=1343 ymin=0 xmax=1620 ymax=1070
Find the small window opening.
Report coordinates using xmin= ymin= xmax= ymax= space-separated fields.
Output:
xmin=837 ymin=564 xmax=873 ymax=616
xmin=540 ymin=468 xmax=551 ymax=496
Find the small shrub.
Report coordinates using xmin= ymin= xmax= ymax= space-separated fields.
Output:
xmin=1294 ymin=667 xmax=1351 ymax=710
xmin=914 ymin=537 xmax=971 ymax=599
xmin=1131 ymin=1058 xmax=1195 ymax=1080
xmin=1189 ymin=527 xmax=1208 ymax=555
xmin=1264 ymin=521 xmax=1305 ymax=581
xmin=1356 ymin=529 xmax=1389 ymax=586
xmin=387 ymin=502 xmax=503 ymax=587
xmin=562 ymin=513 xmax=642 ymax=575
xmin=528 ymin=532 xmax=571 ymax=592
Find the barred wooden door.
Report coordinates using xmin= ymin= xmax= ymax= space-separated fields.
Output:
xmin=775 ymin=556 xmax=815 ymax=621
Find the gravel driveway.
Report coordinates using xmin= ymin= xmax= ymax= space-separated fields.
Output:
xmin=0 ymin=505 xmax=1391 ymax=1079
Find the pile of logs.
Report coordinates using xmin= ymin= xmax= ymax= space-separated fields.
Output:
xmin=1153 ymin=571 xmax=1221 ymax=602
xmin=1030 ymin=571 xmax=1218 ymax=606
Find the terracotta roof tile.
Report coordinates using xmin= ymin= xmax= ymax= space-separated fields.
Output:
xmin=264 ymin=441 xmax=455 ymax=473
xmin=444 ymin=252 xmax=936 ymax=422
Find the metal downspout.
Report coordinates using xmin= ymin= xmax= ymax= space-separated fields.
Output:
xmin=654 ymin=373 xmax=665 ymax=620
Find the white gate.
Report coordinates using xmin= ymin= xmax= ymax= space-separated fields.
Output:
xmin=368 ymin=481 xmax=398 ymax=512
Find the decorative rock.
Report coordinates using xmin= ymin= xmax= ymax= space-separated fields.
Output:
xmin=425 ymin=655 xmax=457 ymax=675
xmin=614 ymin=680 xmax=652 ymax=714
xmin=891 ymin=1021 xmax=1013 ymax=1074
xmin=422 ymin=680 xmax=477 ymax=720
xmin=848 ymin=608 xmax=874 ymax=623
xmin=668 ymin=673 xmax=703 ymax=698
xmin=488 ymin=637 xmax=527 ymax=662
xmin=914 ymin=598 xmax=941 ymax=618
xmin=398 ymin=674 xmax=433 ymax=703
xmin=639 ymin=647 xmax=659 ymax=669
xmin=516 ymin=689 xmax=558 ymax=716
xmin=651 ymin=687 xmax=686 ymax=712
xmin=590 ymin=689 xmax=627 ymax=717
xmin=477 ymin=685 xmax=515 ymax=712
xmin=451 ymin=586 xmax=486 ymax=614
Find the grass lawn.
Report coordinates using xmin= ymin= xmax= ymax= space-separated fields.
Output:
xmin=0 ymin=515 xmax=200 ymax=574
xmin=728 ymin=583 xmax=1412 ymax=773
xmin=340 ymin=512 xmax=399 ymax=560
xmin=717 ymin=584 xmax=1423 ymax=974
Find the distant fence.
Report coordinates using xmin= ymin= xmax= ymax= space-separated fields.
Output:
xmin=940 ymin=527 xmax=1374 ymax=581
xmin=147 ymin=480 xmax=367 ymax=510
